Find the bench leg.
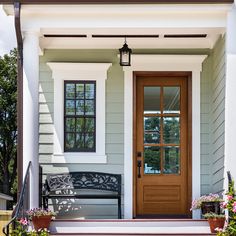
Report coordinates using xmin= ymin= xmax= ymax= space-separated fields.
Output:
xmin=118 ymin=196 xmax=121 ymax=219
xmin=43 ymin=196 xmax=48 ymax=209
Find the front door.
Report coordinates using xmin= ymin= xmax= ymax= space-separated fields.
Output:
xmin=135 ymin=73 xmax=191 ymax=218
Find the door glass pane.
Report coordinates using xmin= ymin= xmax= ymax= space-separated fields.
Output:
xmin=144 ymin=117 xmax=160 ymax=144
xmin=144 ymin=87 xmax=161 ymax=114
xmin=163 ymin=87 xmax=180 ymax=114
xmin=163 ymin=117 xmax=180 ymax=144
xmin=144 ymin=146 xmax=161 ymax=174
xmin=163 ymin=146 xmax=180 ymax=174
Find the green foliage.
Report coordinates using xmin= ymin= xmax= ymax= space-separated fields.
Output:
xmin=11 ymin=220 xmax=50 ymax=236
xmin=203 ymin=212 xmax=225 ymax=219
xmin=0 ymin=49 xmax=17 ymax=200
xmin=217 ymin=180 xmax=236 ymax=236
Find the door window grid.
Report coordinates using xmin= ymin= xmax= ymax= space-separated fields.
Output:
xmin=143 ymin=86 xmax=181 ymax=175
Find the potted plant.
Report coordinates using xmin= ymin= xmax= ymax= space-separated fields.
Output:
xmin=11 ymin=218 xmax=50 ymax=235
xmin=203 ymin=212 xmax=225 ymax=233
xmin=191 ymin=193 xmax=223 ymax=215
xmin=218 ymin=181 xmax=236 ymax=235
xmin=27 ymin=208 xmax=57 ymax=231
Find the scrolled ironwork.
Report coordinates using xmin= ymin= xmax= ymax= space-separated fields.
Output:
xmin=3 ymin=161 xmax=32 ymax=236
xmin=46 ymin=172 xmax=121 ymax=193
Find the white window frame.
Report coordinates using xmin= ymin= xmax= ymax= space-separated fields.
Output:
xmin=47 ymin=62 xmax=111 ymax=163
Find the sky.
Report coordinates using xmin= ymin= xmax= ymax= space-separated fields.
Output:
xmin=0 ymin=5 xmax=16 ymax=56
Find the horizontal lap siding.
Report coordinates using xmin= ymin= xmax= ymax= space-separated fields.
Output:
xmin=200 ymin=36 xmax=226 ymax=195
xmin=200 ymin=54 xmax=212 ymax=194
xmin=39 ymin=50 xmax=124 ymax=219
xmin=211 ymin=36 xmax=226 ymax=194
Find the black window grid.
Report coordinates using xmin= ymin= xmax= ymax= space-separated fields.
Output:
xmin=64 ymin=81 xmax=96 ymax=152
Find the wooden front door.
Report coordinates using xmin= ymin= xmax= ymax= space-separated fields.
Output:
xmin=135 ymin=73 xmax=191 ymax=218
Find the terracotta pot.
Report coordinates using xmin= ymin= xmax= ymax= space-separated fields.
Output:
xmin=201 ymin=201 xmax=221 ymax=215
xmin=207 ymin=217 xmax=225 ymax=233
xmin=32 ymin=215 xmax=52 ymax=231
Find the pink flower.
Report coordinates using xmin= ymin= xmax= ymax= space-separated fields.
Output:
xmin=232 ymin=202 xmax=236 ymax=213
xmin=19 ymin=218 xmax=28 ymax=226
xmin=227 ymin=195 xmax=233 ymax=201
xmin=221 ymin=202 xmax=228 ymax=209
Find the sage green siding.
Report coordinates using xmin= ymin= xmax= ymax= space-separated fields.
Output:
xmin=200 ymin=36 xmax=225 ymax=195
xmin=39 ymin=50 xmax=124 ymax=219
xmin=211 ymin=36 xmax=226 ymax=194
xmin=200 ymin=52 xmax=212 ymax=195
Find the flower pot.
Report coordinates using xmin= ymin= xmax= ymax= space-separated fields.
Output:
xmin=201 ymin=201 xmax=221 ymax=215
xmin=207 ymin=218 xmax=225 ymax=233
xmin=32 ymin=215 xmax=52 ymax=231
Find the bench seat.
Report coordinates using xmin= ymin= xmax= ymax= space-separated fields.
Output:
xmin=42 ymin=172 xmax=122 ymax=219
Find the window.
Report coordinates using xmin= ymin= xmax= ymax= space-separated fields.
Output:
xmin=64 ymin=81 xmax=96 ymax=152
xmin=48 ymin=62 xmax=111 ymax=163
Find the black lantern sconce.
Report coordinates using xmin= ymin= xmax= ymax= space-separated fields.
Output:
xmin=119 ymin=38 xmax=132 ymax=66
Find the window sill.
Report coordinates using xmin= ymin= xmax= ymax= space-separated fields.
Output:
xmin=52 ymin=153 xmax=107 ymax=163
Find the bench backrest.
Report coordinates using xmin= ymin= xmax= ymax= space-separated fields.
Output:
xmin=45 ymin=172 xmax=121 ymax=195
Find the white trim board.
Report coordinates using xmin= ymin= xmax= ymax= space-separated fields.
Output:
xmin=47 ymin=62 xmax=112 ymax=164
xmin=122 ymin=54 xmax=207 ymax=219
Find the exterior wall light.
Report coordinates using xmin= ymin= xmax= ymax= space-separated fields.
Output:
xmin=119 ymin=38 xmax=132 ymax=66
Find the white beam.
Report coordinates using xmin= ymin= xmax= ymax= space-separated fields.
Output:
xmin=3 ymin=4 xmax=230 ymax=31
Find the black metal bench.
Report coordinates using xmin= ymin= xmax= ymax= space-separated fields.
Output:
xmin=42 ymin=172 xmax=122 ymax=219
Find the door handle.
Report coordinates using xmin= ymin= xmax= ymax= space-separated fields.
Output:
xmin=137 ymin=160 xmax=142 ymax=178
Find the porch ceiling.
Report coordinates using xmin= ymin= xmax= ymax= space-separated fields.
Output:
xmin=39 ymin=27 xmax=223 ymax=50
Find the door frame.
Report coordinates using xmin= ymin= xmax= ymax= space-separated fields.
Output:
xmin=122 ymin=54 xmax=207 ymax=219
xmin=133 ymin=71 xmax=192 ymax=218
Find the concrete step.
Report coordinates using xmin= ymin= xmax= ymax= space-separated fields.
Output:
xmin=49 ymin=219 xmax=214 ymax=235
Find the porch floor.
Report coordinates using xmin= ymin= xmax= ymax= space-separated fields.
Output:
xmin=48 ymin=219 xmax=215 ymax=235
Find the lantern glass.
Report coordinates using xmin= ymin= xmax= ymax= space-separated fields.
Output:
xmin=119 ymin=42 xmax=132 ymax=66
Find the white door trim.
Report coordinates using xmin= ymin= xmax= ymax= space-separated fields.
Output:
xmin=122 ymin=54 xmax=207 ymax=219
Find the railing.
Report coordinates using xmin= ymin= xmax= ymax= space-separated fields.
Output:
xmin=3 ymin=161 xmax=32 ymax=236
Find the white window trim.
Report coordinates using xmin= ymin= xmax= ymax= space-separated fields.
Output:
xmin=122 ymin=54 xmax=207 ymax=219
xmin=47 ymin=62 xmax=112 ymax=163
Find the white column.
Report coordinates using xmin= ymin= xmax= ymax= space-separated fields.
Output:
xmin=123 ymin=68 xmax=133 ymax=219
xmin=23 ymin=31 xmax=39 ymax=208
xmin=224 ymin=5 xmax=236 ymax=188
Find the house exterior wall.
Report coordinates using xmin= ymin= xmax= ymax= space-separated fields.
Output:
xmin=200 ymin=50 xmax=212 ymax=195
xmin=39 ymin=46 xmax=225 ymax=218
xmin=200 ymin=36 xmax=226 ymax=195
xmin=39 ymin=50 xmax=124 ymax=219
xmin=211 ymin=36 xmax=226 ymax=194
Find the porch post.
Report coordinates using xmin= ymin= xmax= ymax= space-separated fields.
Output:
xmin=225 ymin=5 xmax=236 ymax=187
xmin=23 ymin=31 xmax=40 ymax=208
